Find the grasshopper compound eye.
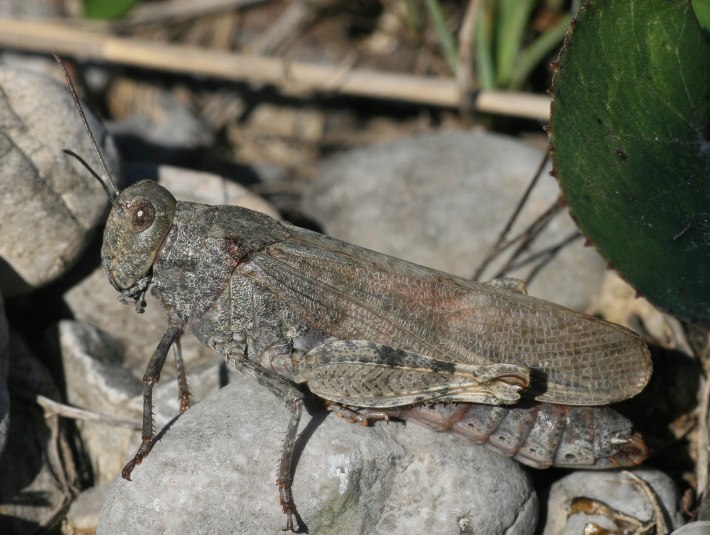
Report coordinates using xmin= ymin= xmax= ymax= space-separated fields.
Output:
xmin=129 ymin=198 xmax=156 ymax=233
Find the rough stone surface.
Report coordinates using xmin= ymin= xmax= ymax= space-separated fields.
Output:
xmin=151 ymin=164 xmax=279 ymax=218
xmin=672 ymin=521 xmax=710 ymax=534
xmin=0 ymin=65 xmax=121 ymax=296
xmin=98 ymin=377 xmax=538 ymax=535
xmin=302 ymin=129 xmax=606 ymax=310
xmin=0 ymin=0 xmax=59 ymax=18
xmin=107 ymin=86 xmax=214 ymax=163
xmin=543 ymin=469 xmax=683 ymax=534
xmin=62 ymin=482 xmax=110 ymax=535
xmin=58 ymin=320 xmax=230 ymax=485
xmin=0 ymin=292 xmax=8 ymax=457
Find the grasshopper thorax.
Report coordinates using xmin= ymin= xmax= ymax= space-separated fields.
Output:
xmin=102 ymin=180 xmax=176 ymax=303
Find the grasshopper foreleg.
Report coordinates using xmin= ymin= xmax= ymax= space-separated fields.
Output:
xmin=228 ymin=354 xmax=305 ymax=533
xmin=122 ymin=324 xmax=184 ymax=480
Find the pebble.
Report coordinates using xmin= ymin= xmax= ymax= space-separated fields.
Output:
xmin=302 ymin=129 xmax=606 ymax=310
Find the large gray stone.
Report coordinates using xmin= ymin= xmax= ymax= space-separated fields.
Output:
xmin=98 ymin=377 xmax=538 ymax=535
xmin=672 ymin=522 xmax=710 ymax=534
xmin=0 ymin=65 xmax=120 ymax=295
xmin=62 ymin=482 xmax=110 ymax=535
xmin=302 ymin=130 xmax=606 ymax=310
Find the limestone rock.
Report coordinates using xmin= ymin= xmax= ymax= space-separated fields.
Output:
xmin=99 ymin=377 xmax=538 ymax=534
xmin=0 ymin=65 xmax=120 ymax=295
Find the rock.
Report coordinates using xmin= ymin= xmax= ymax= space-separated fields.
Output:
xmin=672 ymin=522 xmax=710 ymax=534
xmin=302 ymin=129 xmax=606 ymax=310
xmin=0 ymin=331 xmax=71 ymax=532
xmin=542 ymin=469 xmax=683 ymax=534
xmin=0 ymin=292 xmax=8 ymax=457
xmin=149 ymin=164 xmax=279 ymax=218
xmin=0 ymin=65 xmax=121 ymax=296
xmin=107 ymin=81 xmax=214 ymax=164
xmin=98 ymin=377 xmax=538 ymax=535
xmin=62 ymin=482 xmax=110 ymax=535
xmin=58 ymin=320 xmax=231 ymax=485
xmin=587 ymin=271 xmax=685 ymax=347
xmin=0 ymin=0 xmax=60 ymax=18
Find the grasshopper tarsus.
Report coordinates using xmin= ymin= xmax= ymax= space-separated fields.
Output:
xmin=122 ymin=438 xmax=152 ymax=480
xmin=178 ymin=394 xmax=190 ymax=414
xmin=121 ymin=457 xmax=139 ymax=481
xmin=278 ymin=482 xmax=298 ymax=532
xmin=121 ymin=463 xmax=135 ymax=481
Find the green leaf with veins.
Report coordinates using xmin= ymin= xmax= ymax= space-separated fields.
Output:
xmin=550 ymin=0 xmax=710 ymax=321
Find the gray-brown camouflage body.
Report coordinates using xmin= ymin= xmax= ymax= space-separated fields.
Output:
xmin=100 ymin=179 xmax=652 ymax=530
xmin=119 ymin=182 xmax=651 ymax=406
xmin=103 ymin=180 xmax=651 ymax=463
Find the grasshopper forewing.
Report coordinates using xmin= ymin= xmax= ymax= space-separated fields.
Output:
xmin=248 ymin=225 xmax=651 ymax=406
xmin=55 ymin=56 xmax=652 ymax=532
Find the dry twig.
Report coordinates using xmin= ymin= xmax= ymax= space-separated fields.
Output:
xmin=0 ymin=17 xmax=550 ymax=120
xmin=472 ymin=149 xmax=559 ymax=281
xmin=12 ymin=387 xmax=142 ymax=430
xmin=249 ymin=0 xmax=316 ymax=56
xmin=623 ymin=470 xmax=668 ymax=534
xmin=456 ymin=0 xmax=482 ymax=116
xmin=117 ymin=0 xmax=270 ymax=27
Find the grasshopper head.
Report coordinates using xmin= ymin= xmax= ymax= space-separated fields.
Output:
xmin=102 ymin=180 xmax=176 ymax=306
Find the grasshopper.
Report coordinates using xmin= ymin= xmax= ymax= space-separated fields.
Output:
xmin=56 ymin=58 xmax=652 ymax=531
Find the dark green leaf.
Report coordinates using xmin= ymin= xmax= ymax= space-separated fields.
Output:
xmin=692 ymin=0 xmax=710 ymax=33
xmin=550 ymin=0 xmax=710 ymax=321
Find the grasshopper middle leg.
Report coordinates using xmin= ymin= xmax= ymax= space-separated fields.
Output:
xmin=228 ymin=354 xmax=305 ymax=532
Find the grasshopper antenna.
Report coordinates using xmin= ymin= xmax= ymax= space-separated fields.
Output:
xmin=53 ymin=53 xmax=120 ymax=203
